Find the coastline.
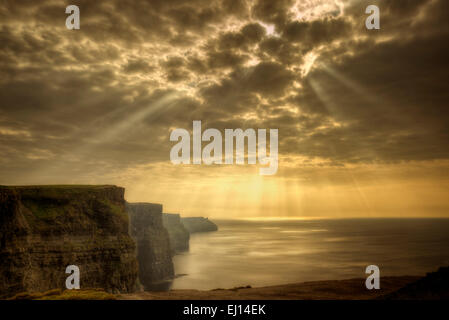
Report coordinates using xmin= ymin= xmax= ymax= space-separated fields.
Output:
xmin=118 ymin=276 xmax=420 ymax=300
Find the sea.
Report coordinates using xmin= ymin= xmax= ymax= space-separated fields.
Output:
xmin=168 ymin=218 xmax=449 ymax=290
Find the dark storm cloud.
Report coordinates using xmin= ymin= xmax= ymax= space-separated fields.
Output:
xmin=222 ymin=0 xmax=250 ymax=17
xmin=0 ymin=0 xmax=448 ymax=182
xmin=217 ymin=23 xmax=266 ymax=50
xmin=160 ymin=56 xmax=192 ymax=82
xmin=282 ymin=17 xmax=351 ymax=47
xmin=251 ymin=0 xmax=294 ymax=30
xmin=287 ymin=17 xmax=449 ymax=162
xmin=123 ymin=59 xmax=154 ymax=74
xmin=257 ymin=37 xmax=303 ymax=65
xmin=207 ymin=50 xmax=249 ymax=70
xmin=201 ymin=61 xmax=295 ymax=112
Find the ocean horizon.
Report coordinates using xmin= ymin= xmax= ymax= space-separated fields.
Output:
xmin=168 ymin=218 xmax=449 ymax=290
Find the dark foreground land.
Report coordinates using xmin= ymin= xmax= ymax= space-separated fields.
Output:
xmin=122 ymin=266 xmax=449 ymax=300
xmin=8 ymin=266 xmax=449 ymax=300
xmin=119 ymin=276 xmax=420 ymax=300
xmin=5 ymin=276 xmax=417 ymax=300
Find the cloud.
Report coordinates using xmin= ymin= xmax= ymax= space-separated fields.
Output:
xmin=0 ymin=0 xmax=448 ymax=186
xmin=282 ymin=17 xmax=351 ymax=47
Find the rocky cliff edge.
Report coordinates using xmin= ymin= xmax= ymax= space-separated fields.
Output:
xmin=0 ymin=185 xmax=138 ymax=298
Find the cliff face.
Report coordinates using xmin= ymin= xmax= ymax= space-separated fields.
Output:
xmin=126 ymin=203 xmax=174 ymax=289
xmin=181 ymin=217 xmax=218 ymax=233
xmin=162 ymin=213 xmax=190 ymax=254
xmin=0 ymin=185 xmax=138 ymax=298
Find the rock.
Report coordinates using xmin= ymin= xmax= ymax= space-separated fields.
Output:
xmin=181 ymin=217 xmax=218 ymax=233
xmin=126 ymin=203 xmax=174 ymax=289
xmin=162 ymin=213 xmax=190 ymax=254
xmin=0 ymin=185 xmax=138 ymax=298
xmin=380 ymin=266 xmax=449 ymax=300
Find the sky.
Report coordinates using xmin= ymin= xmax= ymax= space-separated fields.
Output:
xmin=0 ymin=0 xmax=448 ymax=218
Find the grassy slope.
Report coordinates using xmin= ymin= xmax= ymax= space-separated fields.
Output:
xmin=119 ymin=276 xmax=421 ymax=300
xmin=8 ymin=289 xmax=116 ymax=300
xmin=5 ymin=276 xmax=419 ymax=300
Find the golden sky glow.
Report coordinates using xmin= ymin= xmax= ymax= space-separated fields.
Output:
xmin=0 ymin=0 xmax=448 ymax=218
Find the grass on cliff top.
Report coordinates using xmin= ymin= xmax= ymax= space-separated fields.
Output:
xmin=1 ymin=184 xmax=121 ymax=197
xmin=1 ymin=184 xmax=128 ymax=222
xmin=1 ymin=185 xmax=122 ymax=201
xmin=21 ymin=198 xmax=129 ymax=223
xmin=0 ymin=185 xmax=120 ymax=197
xmin=100 ymin=198 xmax=129 ymax=223
xmin=21 ymin=199 xmax=62 ymax=220
xmin=8 ymin=289 xmax=116 ymax=300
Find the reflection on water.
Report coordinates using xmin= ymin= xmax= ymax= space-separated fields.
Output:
xmin=166 ymin=219 xmax=449 ymax=290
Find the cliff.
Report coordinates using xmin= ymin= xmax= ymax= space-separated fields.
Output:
xmin=126 ymin=203 xmax=174 ymax=289
xmin=162 ymin=213 xmax=190 ymax=254
xmin=181 ymin=217 xmax=218 ymax=233
xmin=0 ymin=185 xmax=138 ymax=298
